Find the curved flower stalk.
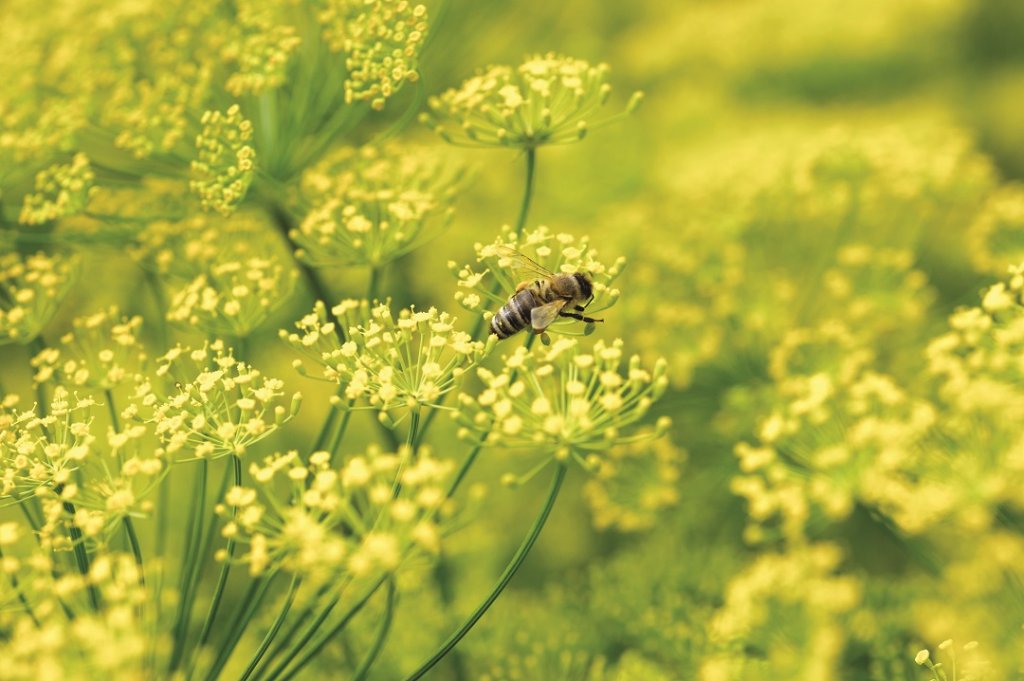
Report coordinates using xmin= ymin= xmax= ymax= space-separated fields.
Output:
xmin=134 ymin=340 xmax=301 ymax=462
xmin=282 ymin=300 xmax=490 ymax=424
xmin=450 ymin=225 xmax=625 ymax=337
xmin=18 ymin=153 xmax=96 ymax=225
xmin=422 ymin=53 xmax=642 ymax=149
xmin=0 ymin=388 xmax=164 ymax=550
xmin=456 ymin=337 xmax=670 ymax=480
xmin=290 ymin=144 xmax=467 ymax=268
xmin=30 ymin=306 xmax=147 ymax=390
xmin=218 ymin=444 xmax=453 ymax=581
xmin=0 ymin=551 xmax=154 ymax=680
xmin=0 ymin=250 xmax=78 ymax=345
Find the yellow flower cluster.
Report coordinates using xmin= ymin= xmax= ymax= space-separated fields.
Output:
xmin=0 ymin=250 xmax=77 ymax=345
xmin=0 ymin=388 xmax=163 ymax=549
xmin=317 ymin=0 xmax=428 ymax=110
xmin=137 ymin=340 xmax=301 ymax=461
xmin=701 ymin=544 xmax=860 ymax=681
xmin=0 ymin=552 xmax=151 ymax=681
xmin=282 ymin=300 xmax=488 ymax=419
xmin=457 ymin=337 xmax=670 ymax=475
xmin=968 ymin=184 xmax=1024 ymax=276
xmin=423 ymin=53 xmax=642 ymax=148
xmin=189 ymin=105 xmax=256 ymax=216
xmin=732 ymin=322 xmax=942 ymax=543
xmin=450 ymin=225 xmax=624 ymax=334
xmin=31 ymin=307 xmax=146 ymax=390
xmin=219 ymin=444 xmax=452 ymax=579
xmin=292 ymin=143 xmax=465 ymax=268
xmin=582 ymin=437 xmax=683 ymax=533
xmin=18 ymin=153 xmax=95 ymax=225
xmin=224 ymin=6 xmax=302 ymax=97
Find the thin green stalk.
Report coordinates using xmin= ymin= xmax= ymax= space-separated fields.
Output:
xmin=168 ymin=459 xmax=209 ymax=673
xmin=190 ymin=456 xmax=243 ymax=672
xmin=274 ymin=574 xmax=390 ymax=681
xmin=404 ymin=464 xmax=567 ymax=681
xmin=29 ymin=337 xmax=48 ymax=422
xmin=104 ymin=388 xmax=121 ymax=433
xmin=252 ymin=582 xmax=339 ymax=681
xmin=203 ymin=574 xmax=276 ymax=681
xmin=0 ymin=544 xmax=40 ymax=627
xmin=123 ymin=517 xmax=145 ymax=585
xmin=61 ymin=496 xmax=101 ymax=611
xmin=367 ymin=265 xmax=381 ymax=302
xmin=311 ymin=404 xmax=338 ymax=452
xmin=238 ymin=576 xmax=302 ymax=681
xmin=470 ymin=146 xmax=538 ymax=340
xmin=326 ymin=402 xmax=353 ymax=465
xmin=349 ymin=578 xmax=397 ymax=681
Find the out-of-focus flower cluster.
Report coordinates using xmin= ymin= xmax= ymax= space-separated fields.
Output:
xmin=0 ymin=250 xmax=77 ymax=345
xmin=423 ymin=53 xmax=642 ymax=148
xmin=134 ymin=340 xmax=301 ymax=461
xmin=457 ymin=337 xmax=670 ymax=479
xmin=219 ymin=444 xmax=453 ymax=581
xmin=0 ymin=551 xmax=153 ymax=681
xmin=18 ymin=153 xmax=95 ymax=226
xmin=283 ymin=300 xmax=487 ymax=422
xmin=450 ymin=225 xmax=624 ymax=335
xmin=31 ymin=307 xmax=146 ymax=390
xmin=291 ymin=144 xmax=466 ymax=268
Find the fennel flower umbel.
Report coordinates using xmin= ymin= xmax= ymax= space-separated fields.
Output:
xmin=456 ymin=337 xmax=670 ymax=477
xmin=422 ymin=53 xmax=642 ymax=149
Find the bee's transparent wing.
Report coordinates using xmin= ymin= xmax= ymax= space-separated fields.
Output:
xmin=530 ymin=298 xmax=568 ymax=333
xmin=494 ymin=246 xmax=555 ymax=281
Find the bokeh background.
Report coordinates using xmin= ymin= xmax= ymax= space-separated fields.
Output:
xmin=4 ymin=0 xmax=1024 ymax=678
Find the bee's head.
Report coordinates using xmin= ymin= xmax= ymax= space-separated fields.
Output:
xmin=573 ymin=272 xmax=594 ymax=301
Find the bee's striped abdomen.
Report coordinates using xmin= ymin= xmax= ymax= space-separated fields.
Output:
xmin=491 ymin=289 xmax=538 ymax=339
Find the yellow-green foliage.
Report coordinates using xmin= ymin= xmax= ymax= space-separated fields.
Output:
xmin=2 ymin=0 xmax=1024 ymax=679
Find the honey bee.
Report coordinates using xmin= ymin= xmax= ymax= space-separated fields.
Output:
xmin=489 ymin=247 xmax=603 ymax=339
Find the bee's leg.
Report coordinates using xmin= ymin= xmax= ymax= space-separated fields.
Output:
xmin=573 ymin=305 xmax=585 ymax=312
xmin=559 ymin=312 xmax=604 ymax=323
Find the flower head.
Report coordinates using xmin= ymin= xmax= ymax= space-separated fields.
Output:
xmin=31 ymin=307 xmax=146 ymax=390
xmin=219 ymin=444 xmax=452 ymax=580
xmin=0 ymin=250 xmax=77 ymax=345
xmin=317 ymin=0 xmax=428 ymax=111
xmin=291 ymin=144 xmax=466 ymax=268
xmin=456 ymin=338 xmax=670 ymax=476
xmin=138 ymin=340 xmax=301 ymax=461
xmin=967 ymin=184 xmax=1024 ymax=276
xmin=422 ymin=53 xmax=642 ymax=148
xmin=189 ymin=105 xmax=256 ymax=216
xmin=0 ymin=387 xmax=164 ymax=549
xmin=18 ymin=153 xmax=95 ymax=225
xmin=450 ymin=225 xmax=625 ymax=335
xmin=282 ymin=300 xmax=488 ymax=419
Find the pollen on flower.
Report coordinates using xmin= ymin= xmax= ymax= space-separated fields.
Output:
xmin=18 ymin=153 xmax=95 ymax=225
xmin=0 ymin=251 xmax=78 ymax=345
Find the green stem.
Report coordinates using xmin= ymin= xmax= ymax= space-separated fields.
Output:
xmin=203 ymin=574 xmax=276 ymax=681
xmin=190 ymin=456 xmax=243 ymax=670
xmin=513 ymin=147 xmax=537 ymax=239
xmin=168 ymin=458 xmax=209 ymax=673
xmin=404 ymin=464 xmax=567 ymax=681
xmin=104 ymin=388 xmax=121 ymax=433
xmin=62 ymin=496 xmax=101 ymax=611
xmin=253 ymin=584 xmax=340 ymax=681
xmin=367 ymin=265 xmax=381 ymax=302
xmin=327 ymin=403 xmax=353 ymax=465
xmin=0 ymin=544 xmax=40 ymax=627
xmin=349 ymin=578 xmax=397 ymax=681
xmin=123 ymin=517 xmax=145 ymax=585
xmin=274 ymin=574 xmax=390 ymax=681
xmin=239 ymin=575 xmax=302 ymax=681
xmin=470 ymin=146 xmax=538 ymax=340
